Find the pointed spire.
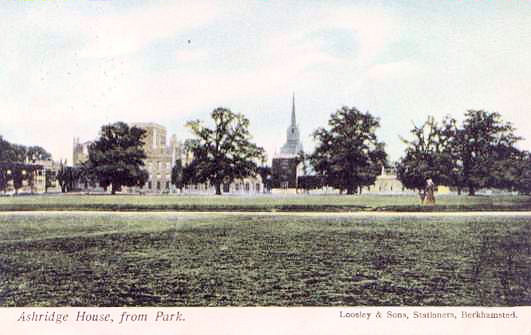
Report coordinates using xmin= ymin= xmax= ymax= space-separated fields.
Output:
xmin=291 ymin=92 xmax=296 ymax=126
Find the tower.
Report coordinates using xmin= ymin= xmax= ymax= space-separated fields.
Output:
xmin=279 ymin=93 xmax=303 ymax=157
xmin=272 ymin=94 xmax=304 ymax=189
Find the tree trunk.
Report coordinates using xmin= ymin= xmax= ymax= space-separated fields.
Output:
xmin=468 ymin=186 xmax=476 ymax=196
xmin=215 ymin=182 xmax=222 ymax=195
xmin=457 ymin=187 xmax=462 ymax=195
xmin=111 ymin=183 xmax=117 ymax=195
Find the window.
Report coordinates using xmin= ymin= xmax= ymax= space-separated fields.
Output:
xmin=148 ymin=181 xmax=152 ymax=189
xmin=165 ymin=181 xmax=169 ymax=189
xmin=245 ymin=183 xmax=250 ymax=192
xmin=157 ymin=181 xmax=161 ymax=190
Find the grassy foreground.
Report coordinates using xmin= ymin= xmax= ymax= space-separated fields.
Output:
xmin=0 ymin=212 xmax=529 ymax=306
xmin=0 ymin=194 xmax=530 ymax=212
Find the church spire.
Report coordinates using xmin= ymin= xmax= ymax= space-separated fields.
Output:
xmin=291 ymin=92 xmax=296 ymax=126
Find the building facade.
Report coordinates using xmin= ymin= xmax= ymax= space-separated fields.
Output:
xmin=129 ymin=122 xmax=180 ymax=193
xmin=272 ymin=94 xmax=303 ymax=190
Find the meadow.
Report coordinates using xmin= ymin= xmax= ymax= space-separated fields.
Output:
xmin=0 ymin=193 xmax=530 ymax=212
xmin=0 ymin=212 xmax=529 ymax=306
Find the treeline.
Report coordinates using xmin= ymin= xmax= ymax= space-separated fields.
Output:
xmin=0 ymin=136 xmax=51 ymax=163
xmin=2 ymin=107 xmax=530 ymax=197
xmin=0 ymin=136 xmax=53 ymax=194
xmin=396 ymin=111 xmax=531 ymax=196
xmin=290 ymin=108 xmax=530 ymax=196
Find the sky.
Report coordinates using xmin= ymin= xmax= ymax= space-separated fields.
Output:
xmin=1 ymin=0 xmax=530 ymax=164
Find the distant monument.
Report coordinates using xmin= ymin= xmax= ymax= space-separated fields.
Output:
xmin=272 ymin=94 xmax=303 ymax=189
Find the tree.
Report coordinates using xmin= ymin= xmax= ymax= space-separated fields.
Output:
xmin=0 ymin=136 xmax=16 ymax=162
xmin=171 ymin=159 xmax=184 ymax=192
xmin=297 ymin=175 xmax=324 ymax=193
xmin=45 ymin=169 xmax=56 ymax=192
xmin=185 ymin=107 xmax=265 ymax=195
xmin=396 ymin=116 xmax=452 ymax=200
xmin=398 ymin=111 xmax=524 ymax=197
xmin=257 ymin=165 xmax=272 ymax=193
xmin=309 ymin=107 xmax=387 ymax=194
xmin=0 ymin=162 xmax=40 ymax=194
xmin=453 ymin=110 xmax=521 ymax=195
xmin=0 ymin=162 xmax=15 ymax=193
xmin=26 ymin=146 xmax=52 ymax=162
xmin=511 ymin=151 xmax=531 ymax=195
xmin=86 ymin=122 xmax=149 ymax=194
xmin=0 ymin=136 xmax=52 ymax=163
xmin=57 ymin=162 xmax=78 ymax=193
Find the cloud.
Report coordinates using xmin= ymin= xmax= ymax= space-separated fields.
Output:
xmin=175 ymin=49 xmax=208 ymax=63
xmin=78 ymin=2 xmax=220 ymax=58
xmin=1 ymin=1 xmax=530 ymax=164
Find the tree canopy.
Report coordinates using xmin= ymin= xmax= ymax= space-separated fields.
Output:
xmin=86 ymin=122 xmax=149 ymax=194
xmin=185 ymin=107 xmax=265 ymax=195
xmin=455 ymin=110 xmax=521 ymax=195
xmin=397 ymin=110 xmax=524 ymax=196
xmin=309 ymin=107 xmax=387 ymax=194
xmin=396 ymin=116 xmax=452 ymax=196
xmin=0 ymin=135 xmax=51 ymax=163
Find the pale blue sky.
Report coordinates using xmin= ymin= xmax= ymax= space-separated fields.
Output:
xmin=1 ymin=0 xmax=530 ymax=163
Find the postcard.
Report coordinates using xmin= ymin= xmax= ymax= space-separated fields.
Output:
xmin=1 ymin=1 xmax=530 ymax=334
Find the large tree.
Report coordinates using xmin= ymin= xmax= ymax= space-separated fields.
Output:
xmin=185 ymin=107 xmax=265 ymax=195
xmin=396 ymin=116 xmax=453 ymax=200
xmin=309 ymin=107 xmax=387 ymax=194
xmin=171 ymin=159 xmax=184 ymax=192
xmin=510 ymin=150 xmax=531 ymax=195
xmin=86 ymin=122 xmax=149 ymax=194
xmin=398 ymin=111 xmax=524 ymax=196
xmin=455 ymin=110 xmax=521 ymax=195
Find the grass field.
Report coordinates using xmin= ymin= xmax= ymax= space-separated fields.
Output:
xmin=1 ymin=212 xmax=529 ymax=306
xmin=0 ymin=194 xmax=530 ymax=212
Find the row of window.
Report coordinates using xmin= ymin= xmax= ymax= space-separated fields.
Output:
xmin=147 ymin=181 xmax=171 ymax=190
xmin=147 ymin=161 xmax=171 ymax=171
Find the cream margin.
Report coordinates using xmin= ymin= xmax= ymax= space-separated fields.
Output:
xmin=1 ymin=307 xmax=530 ymax=335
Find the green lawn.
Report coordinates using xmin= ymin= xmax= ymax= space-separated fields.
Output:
xmin=0 ymin=212 xmax=529 ymax=306
xmin=0 ymin=194 xmax=529 ymax=211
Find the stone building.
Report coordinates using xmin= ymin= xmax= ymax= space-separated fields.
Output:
xmin=73 ymin=123 xmax=180 ymax=193
xmin=272 ymin=94 xmax=304 ymax=190
xmin=129 ymin=122 xmax=181 ymax=193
